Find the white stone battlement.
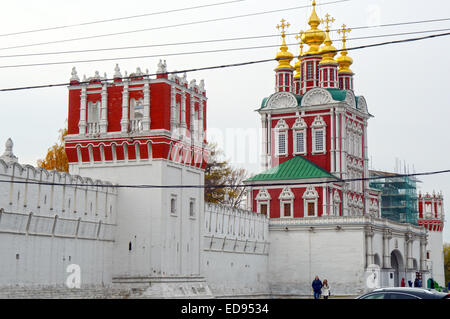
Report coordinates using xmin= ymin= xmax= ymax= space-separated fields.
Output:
xmin=204 ymin=203 xmax=268 ymax=242
xmin=0 ymin=157 xmax=117 ymax=225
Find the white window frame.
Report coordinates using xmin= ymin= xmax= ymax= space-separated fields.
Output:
xmin=293 ymin=117 xmax=308 ymax=155
xmin=293 ymin=130 xmax=306 ymax=155
xmin=256 ymin=188 xmax=271 ymax=217
xmin=274 ymin=119 xmax=289 ymax=157
xmin=303 ymin=186 xmax=319 ymax=217
xmin=279 ymin=187 xmax=294 ymax=218
xmin=258 ymin=201 xmax=270 ymax=217
xmin=280 ymin=200 xmax=294 ymax=218
xmin=311 ymin=116 xmax=326 ymax=154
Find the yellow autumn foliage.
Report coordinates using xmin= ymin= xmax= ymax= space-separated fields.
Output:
xmin=37 ymin=128 xmax=69 ymax=172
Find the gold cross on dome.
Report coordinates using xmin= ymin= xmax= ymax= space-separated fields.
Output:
xmin=321 ymin=13 xmax=335 ymax=31
xmin=337 ymin=24 xmax=351 ymax=41
xmin=276 ymin=19 xmax=290 ymax=36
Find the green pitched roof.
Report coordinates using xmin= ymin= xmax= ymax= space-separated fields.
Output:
xmin=246 ymin=156 xmax=338 ymax=182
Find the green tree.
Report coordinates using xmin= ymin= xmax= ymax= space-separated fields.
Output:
xmin=204 ymin=142 xmax=248 ymax=208
xmin=37 ymin=128 xmax=69 ymax=172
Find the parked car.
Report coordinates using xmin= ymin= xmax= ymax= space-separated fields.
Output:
xmin=356 ymin=287 xmax=450 ymax=299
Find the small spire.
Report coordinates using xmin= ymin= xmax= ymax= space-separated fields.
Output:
xmin=337 ymin=24 xmax=353 ymax=73
xmin=319 ymin=13 xmax=338 ymax=64
xmin=275 ymin=19 xmax=294 ymax=70
xmin=0 ymin=138 xmax=18 ymax=164
xmin=294 ymin=30 xmax=304 ymax=79
xmin=302 ymin=0 xmax=326 ymax=55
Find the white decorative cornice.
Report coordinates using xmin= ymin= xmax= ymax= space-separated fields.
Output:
xmin=357 ymin=96 xmax=368 ymax=113
xmin=302 ymin=186 xmax=318 ymax=199
xmin=345 ymin=90 xmax=356 ymax=108
xmin=292 ymin=117 xmax=307 ymax=130
xmin=301 ymin=87 xmax=333 ymax=107
xmin=114 ymin=64 xmax=122 ymax=78
xmin=256 ymin=188 xmax=271 ymax=201
xmin=311 ymin=115 xmax=327 ymax=128
xmin=274 ymin=119 xmax=289 ymax=131
xmin=266 ymin=92 xmax=298 ymax=109
xmin=279 ymin=187 xmax=295 ymax=200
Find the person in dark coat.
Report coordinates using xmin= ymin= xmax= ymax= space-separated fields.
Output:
xmin=312 ymin=276 xmax=323 ymax=299
xmin=414 ymin=277 xmax=419 ymax=287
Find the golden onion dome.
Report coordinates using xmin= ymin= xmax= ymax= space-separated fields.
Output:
xmin=301 ymin=0 xmax=326 ymax=55
xmin=319 ymin=14 xmax=338 ymax=64
xmin=275 ymin=19 xmax=295 ymax=70
xmin=336 ymin=24 xmax=353 ymax=73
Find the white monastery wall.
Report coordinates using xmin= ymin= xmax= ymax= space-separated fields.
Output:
xmin=426 ymin=231 xmax=445 ymax=286
xmin=202 ymin=203 xmax=270 ymax=297
xmin=268 ymin=221 xmax=366 ymax=296
xmin=0 ymin=159 xmax=117 ymax=286
xmin=71 ymin=159 xmax=204 ymax=281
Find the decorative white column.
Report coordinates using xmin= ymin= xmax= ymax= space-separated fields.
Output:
xmin=142 ymin=81 xmax=151 ymax=131
xmin=199 ymin=98 xmax=204 ymax=142
xmin=420 ymin=238 xmax=427 ymax=271
xmin=330 ymin=107 xmax=335 ymax=174
xmin=100 ymin=84 xmax=108 ymax=133
xmin=335 ymin=110 xmax=341 ymax=175
xmin=190 ymin=98 xmax=196 ymax=141
xmin=170 ymin=87 xmax=177 ymax=130
xmin=382 ymin=230 xmax=392 ymax=269
xmin=120 ymin=81 xmax=129 ymax=133
xmin=79 ymin=86 xmax=87 ymax=135
xmin=261 ymin=113 xmax=267 ymax=171
xmin=180 ymin=91 xmax=187 ymax=129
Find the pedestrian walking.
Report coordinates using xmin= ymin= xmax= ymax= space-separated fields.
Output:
xmin=401 ymin=277 xmax=405 ymax=287
xmin=312 ymin=276 xmax=322 ymax=299
xmin=322 ymin=279 xmax=330 ymax=299
xmin=414 ymin=277 xmax=419 ymax=287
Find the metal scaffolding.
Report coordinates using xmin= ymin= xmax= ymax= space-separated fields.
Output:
xmin=369 ymin=170 xmax=419 ymax=225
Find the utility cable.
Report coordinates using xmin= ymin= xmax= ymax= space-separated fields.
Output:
xmin=1 ymin=31 xmax=449 ymax=92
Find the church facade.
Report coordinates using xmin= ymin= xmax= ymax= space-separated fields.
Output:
xmin=0 ymin=1 xmax=445 ymax=298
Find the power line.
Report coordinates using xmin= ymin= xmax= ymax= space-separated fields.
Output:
xmin=1 ymin=26 xmax=449 ymax=60
xmin=0 ymin=0 xmax=349 ymax=52
xmin=1 ymin=30 xmax=449 ymax=70
xmin=0 ymin=0 xmax=246 ymax=38
xmin=0 ymin=168 xmax=449 ymax=189
xmin=0 ymin=30 xmax=449 ymax=92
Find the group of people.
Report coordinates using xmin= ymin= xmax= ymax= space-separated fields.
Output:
xmin=400 ymin=277 xmax=423 ymax=288
xmin=311 ymin=276 xmax=330 ymax=299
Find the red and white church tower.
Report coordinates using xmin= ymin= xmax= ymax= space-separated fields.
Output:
xmin=246 ymin=1 xmax=381 ymax=220
xmin=65 ymin=61 xmax=210 ymax=292
xmin=417 ymin=191 xmax=445 ymax=284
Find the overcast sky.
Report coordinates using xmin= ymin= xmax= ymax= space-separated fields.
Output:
xmin=0 ymin=0 xmax=449 ymax=242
